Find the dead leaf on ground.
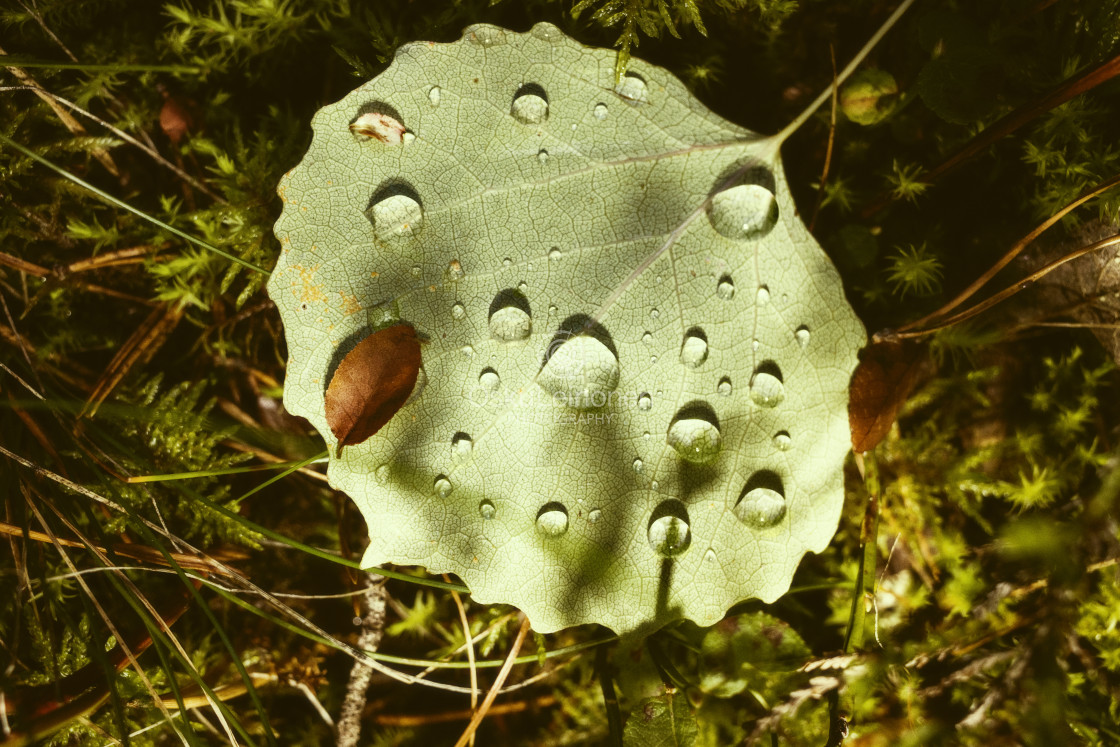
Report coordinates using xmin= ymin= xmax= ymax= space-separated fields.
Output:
xmin=324 ymin=323 xmax=421 ymax=456
xmin=849 ymin=339 xmax=929 ymax=452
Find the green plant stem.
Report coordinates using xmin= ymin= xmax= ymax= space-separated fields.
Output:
xmin=126 ymin=456 xmax=328 ymax=482
xmin=0 ymin=133 xmax=266 ymax=273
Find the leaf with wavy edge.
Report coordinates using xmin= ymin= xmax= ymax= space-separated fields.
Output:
xmin=269 ymin=23 xmax=865 ymax=634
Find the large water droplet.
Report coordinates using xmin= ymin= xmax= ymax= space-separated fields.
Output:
xmin=366 ymin=191 xmax=423 ymax=238
xmin=536 ymin=503 xmax=569 ymax=536
xmin=434 ymin=475 xmax=452 ymax=498
xmin=756 ymin=285 xmax=771 ymax=305
xmin=511 ymin=85 xmax=549 ymax=124
xmin=735 ymin=476 xmax=786 ymax=528
xmin=716 ymin=275 xmax=735 ymax=300
xmin=637 ymin=392 xmax=652 ymax=411
xmin=489 ymin=289 xmax=532 ymax=342
xmin=749 ymin=363 xmax=785 ymax=408
xmin=479 ymin=500 xmax=496 ymax=520
xmin=708 ymin=181 xmax=779 ymax=240
xmin=795 ymin=325 xmax=810 ymax=348
xmin=648 ymin=502 xmax=691 ymax=556
xmin=680 ymin=329 xmax=709 ymax=368
xmin=773 ymin=431 xmax=792 ymax=451
xmin=428 ymin=86 xmax=442 ymax=106
xmin=538 ymin=331 xmax=620 ymax=410
xmin=593 ymin=102 xmax=609 ymax=120
xmin=451 ymin=302 xmax=466 ymax=320
xmin=615 ymin=73 xmax=648 ymax=105
xmin=452 ymin=432 xmax=474 ymax=460
xmin=667 ymin=411 xmax=722 ymax=464
xmin=479 ymin=368 xmax=500 ymax=390
xmin=717 ymin=377 xmax=732 ymax=396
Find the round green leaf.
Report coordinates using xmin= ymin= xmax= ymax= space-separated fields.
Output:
xmin=269 ymin=23 xmax=865 ymax=634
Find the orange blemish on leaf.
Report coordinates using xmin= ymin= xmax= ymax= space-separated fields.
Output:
xmin=370 ymin=271 xmax=380 ymax=278
xmin=292 ymin=264 xmax=327 ymax=304
xmin=340 ymin=293 xmax=363 ymax=316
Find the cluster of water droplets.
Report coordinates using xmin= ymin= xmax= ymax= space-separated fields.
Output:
xmin=349 ymin=58 xmax=825 ymax=562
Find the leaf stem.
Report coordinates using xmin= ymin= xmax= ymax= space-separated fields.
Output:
xmin=774 ymin=0 xmax=918 ymax=145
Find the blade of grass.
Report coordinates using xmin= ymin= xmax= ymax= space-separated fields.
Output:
xmin=0 ymin=133 xmax=265 ymax=273
xmin=0 ymin=55 xmax=205 ymax=73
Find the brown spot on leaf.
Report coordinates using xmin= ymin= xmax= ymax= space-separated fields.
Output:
xmin=325 ymin=324 xmax=421 ymax=456
xmin=849 ymin=340 xmax=929 ymax=452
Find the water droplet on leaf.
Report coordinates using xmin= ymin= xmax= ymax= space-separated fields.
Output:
xmin=511 ymin=86 xmax=549 ymax=124
xmin=716 ymin=275 xmax=735 ymax=300
xmin=434 ymin=475 xmax=452 ymax=498
xmin=536 ymin=503 xmax=569 ymax=536
xmin=451 ymin=302 xmax=466 ymax=320
xmin=735 ymin=481 xmax=786 ymax=528
xmin=795 ymin=325 xmax=810 ymax=348
xmin=680 ymin=330 xmax=709 ymax=368
xmin=750 ymin=363 xmax=785 ymax=408
xmin=717 ymin=377 xmax=732 ymax=396
xmin=708 ymin=182 xmax=779 ymax=240
xmin=615 ymin=73 xmax=648 ymax=105
xmin=593 ymin=102 xmax=608 ymax=119
xmin=648 ymin=511 xmax=691 ymax=557
xmin=538 ymin=331 xmax=620 ymax=410
xmin=428 ymin=86 xmax=442 ymax=106
xmin=638 ymin=392 xmax=652 ymax=411
xmin=773 ymin=431 xmax=791 ymax=451
xmin=479 ymin=500 xmax=496 ymax=520
xmin=667 ymin=412 xmax=722 ymax=464
xmin=479 ymin=368 xmax=500 ymax=390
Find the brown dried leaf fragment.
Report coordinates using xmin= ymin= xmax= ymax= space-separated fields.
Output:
xmin=325 ymin=324 xmax=421 ymax=456
xmin=349 ymin=112 xmax=407 ymax=145
xmin=849 ymin=339 xmax=928 ymax=452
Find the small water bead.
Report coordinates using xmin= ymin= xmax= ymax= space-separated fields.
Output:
xmin=633 ymin=458 xmax=644 ymax=473
xmin=478 ymin=500 xmax=496 ymax=520
xmin=651 ymin=480 xmax=660 ymax=491
xmin=752 ymin=339 xmax=760 ymax=352
xmin=434 ymin=475 xmax=452 ymax=498
xmin=648 ymin=514 xmax=691 ymax=557
xmin=502 ymin=257 xmax=513 ymax=267
xmin=593 ymin=102 xmax=609 ymax=120
xmin=704 ymin=548 xmax=717 ymax=563
xmin=537 ymin=149 xmax=549 ymax=165
xmin=667 ymin=417 xmax=722 ymax=464
xmin=452 ymin=432 xmax=474 ymax=459
xmin=757 ymin=285 xmax=771 ymax=305
xmin=548 ymin=304 xmax=558 ymax=315
xmin=511 ymin=90 xmax=549 ymax=124
xmin=479 ymin=368 xmax=501 ymax=390
xmin=650 ymin=355 xmax=658 ymax=364
xmin=366 ymin=193 xmax=424 ymax=238
xmin=640 ymin=393 xmax=655 ymax=414
xmin=642 ymin=331 xmax=653 ymax=344
xmin=410 ymin=264 xmax=422 ymax=277
xmin=773 ymin=431 xmax=792 ymax=451
xmin=588 ymin=508 xmax=603 ymax=524
xmin=489 ymin=290 xmax=532 ymax=342
xmin=717 ymin=377 xmax=733 ymax=396
xmin=795 ymin=325 xmax=810 ymax=348
xmin=643 ymin=431 xmax=651 ymax=440
xmin=518 ymin=281 xmax=529 ymax=294
xmin=615 ymin=73 xmax=649 ymax=105
xmin=447 ymin=259 xmax=465 ymax=280
xmin=650 ymin=307 xmax=660 ymax=319
xmin=749 ymin=364 xmax=785 ymax=408
xmin=708 ymin=182 xmax=779 ymax=240
xmin=460 ymin=345 xmax=474 ymax=358
xmin=716 ymin=276 xmax=735 ymax=300
xmin=679 ymin=331 xmax=708 ymax=368
xmin=735 ymin=484 xmax=787 ymax=528
xmin=538 ymin=334 xmax=621 ymax=410
xmin=536 ymin=503 xmax=570 ymax=536
xmin=428 ymin=86 xmax=442 ymax=106
xmin=451 ymin=302 xmax=466 ymax=320
xmin=548 ymin=247 xmax=562 ymax=261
